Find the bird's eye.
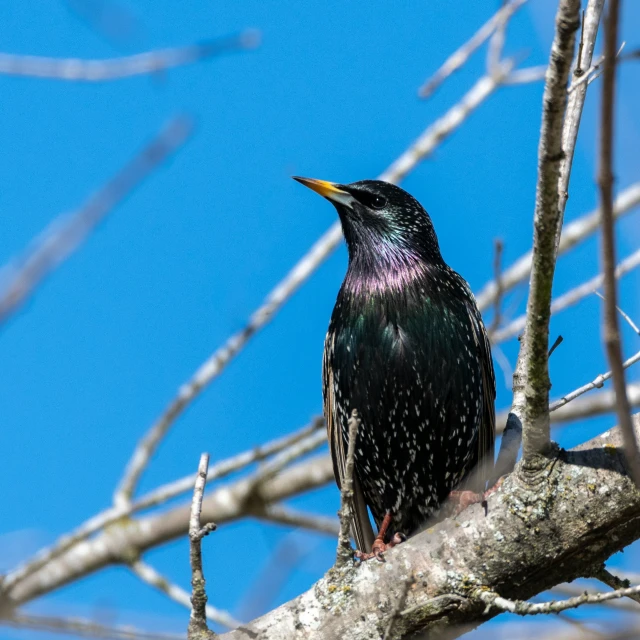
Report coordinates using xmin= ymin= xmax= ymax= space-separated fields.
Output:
xmin=356 ymin=192 xmax=387 ymax=210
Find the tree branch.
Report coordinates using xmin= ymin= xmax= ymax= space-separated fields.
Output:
xmin=0 ymin=117 xmax=193 ymax=324
xmin=597 ymin=0 xmax=640 ymax=486
xmin=0 ymin=32 xmax=258 ymax=81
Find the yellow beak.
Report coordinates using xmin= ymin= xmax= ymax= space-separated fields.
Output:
xmin=293 ymin=176 xmax=354 ymax=207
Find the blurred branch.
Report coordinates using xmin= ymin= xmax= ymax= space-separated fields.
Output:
xmin=597 ymin=0 xmax=640 ymax=485
xmin=187 ymin=454 xmax=217 ymax=640
xmin=492 ymin=246 xmax=640 ymax=343
xmin=518 ymin=0 xmax=580 ymax=460
xmin=489 ymin=239 xmax=505 ymax=333
xmin=1 ymin=418 xmax=324 ymax=597
xmin=0 ymin=32 xmax=259 ymax=81
xmin=474 ymin=181 xmax=640 ymax=313
xmin=496 ymin=382 xmax=640 ymax=427
xmin=2 ymin=612 xmax=185 ymax=640
xmin=254 ymin=504 xmax=339 ymax=536
xmin=418 ymin=0 xmax=527 ymax=98
xmin=2 ymin=454 xmax=334 ymax=605
xmin=130 ymin=559 xmax=240 ymax=630
xmin=0 ymin=116 xmax=193 ymax=324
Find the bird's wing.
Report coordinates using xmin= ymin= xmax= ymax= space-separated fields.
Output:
xmin=323 ymin=332 xmax=375 ymax=553
xmin=465 ymin=295 xmax=497 ymax=487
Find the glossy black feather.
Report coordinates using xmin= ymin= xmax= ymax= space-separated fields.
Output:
xmin=318 ymin=180 xmax=496 ymax=543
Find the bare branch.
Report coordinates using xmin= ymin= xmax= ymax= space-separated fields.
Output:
xmin=130 ymin=559 xmax=240 ymax=630
xmin=188 ymin=453 xmax=217 ymax=640
xmin=553 ymin=581 xmax=640 ymax=613
xmin=0 ymin=117 xmax=193 ymax=324
xmin=254 ymin=504 xmax=339 ymax=536
xmin=474 ymin=181 xmax=640 ymax=313
xmin=336 ymin=409 xmax=360 ymax=567
xmin=496 ymin=382 xmax=640 ymax=427
xmin=0 ymin=32 xmax=259 ymax=81
xmin=597 ymin=0 xmax=640 ymax=486
xmin=2 ymin=612 xmax=185 ymax=640
xmin=593 ymin=565 xmax=640 ymax=605
xmin=492 ymin=247 xmax=640 ymax=343
xmin=476 ymin=581 xmax=640 ymax=615
xmin=488 ymin=239 xmax=505 ymax=333
xmin=519 ymin=0 xmax=580 ymax=458
xmin=418 ymin=0 xmax=527 ymax=98
xmin=3 ymin=455 xmax=334 ymax=605
xmin=550 ymin=350 xmax=640 ymax=412
xmin=1 ymin=419 xmax=324 ymax=597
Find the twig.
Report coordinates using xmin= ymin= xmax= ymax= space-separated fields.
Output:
xmin=504 ymin=65 xmax=547 ymax=85
xmin=130 ymin=559 xmax=240 ymax=630
xmin=489 ymin=239 xmax=505 ymax=333
xmin=0 ymin=32 xmax=259 ymax=81
xmin=188 ymin=454 xmax=217 ymax=640
xmin=593 ymin=565 xmax=640 ymax=605
xmin=552 ymin=582 xmax=640 ymax=613
xmin=418 ymin=0 xmax=527 ymax=98
xmin=475 ymin=181 xmax=640 ymax=312
xmin=2 ymin=612 xmax=185 ymax=640
xmin=476 ymin=581 xmax=640 ymax=615
xmin=0 ymin=117 xmax=193 ymax=324
xmin=519 ymin=0 xmax=580 ymax=459
xmin=113 ymin=54 xmax=535 ymax=509
xmin=495 ymin=382 xmax=640 ymax=427
xmin=383 ymin=574 xmax=414 ymax=640
xmin=597 ymin=0 xmax=640 ymax=486
xmin=492 ymin=247 xmax=640 ymax=343
xmin=335 ymin=409 xmax=360 ymax=568
xmin=549 ymin=349 xmax=640 ymax=412
xmin=548 ymin=335 xmax=564 ymax=357
xmin=1 ymin=419 xmax=324 ymax=595
xmin=594 ymin=291 xmax=640 ymax=335
xmin=254 ymin=504 xmax=339 ymax=536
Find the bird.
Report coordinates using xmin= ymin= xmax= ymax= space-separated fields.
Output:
xmin=293 ymin=177 xmax=496 ymax=559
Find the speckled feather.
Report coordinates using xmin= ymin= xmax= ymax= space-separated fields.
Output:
xmin=320 ymin=180 xmax=496 ymax=550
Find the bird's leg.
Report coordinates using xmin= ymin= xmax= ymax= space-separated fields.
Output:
xmin=355 ymin=512 xmax=406 ymax=561
xmin=448 ymin=477 xmax=504 ymax=517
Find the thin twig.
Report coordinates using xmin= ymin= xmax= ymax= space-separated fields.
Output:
xmin=188 ymin=454 xmax=217 ymax=640
xmin=496 ymin=382 xmax=640 ymax=427
xmin=548 ymin=335 xmax=564 ymax=357
xmin=475 ymin=181 xmax=640 ymax=312
xmin=2 ymin=613 xmax=185 ymax=640
xmin=492 ymin=247 xmax=640 ymax=344
xmin=0 ymin=32 xmax=259 ymax=81
xmin=476 ymin=581 xmax=640 ymax=615
xmin=130 ymin=559 xmax=240 ymax=630
xmin=335 ymin=409 xmax=360 ymax=568
xmin=519 ymin=0 xmax=580 ymax=459
xmin=594 ymin=291 xmax=640 ymax=335
xmin=593 ymin=565 xmax=640 ymax=605
xmin=0 ymin=117 xmax=193 ymax=324
xmin=597 ymin=0 xmax=640 ymax=486
xmin=549 ymin=349 xmax=640 ymax=412
xmin=1 ymin=419 xmax=324 ymax=595
xmin=418 ymin=0 xmax=527 ymax=98
xmin=113 ymin=55 xmax=532 ymax=509
xmin=552 ymin=582 xmax=640 ymax=613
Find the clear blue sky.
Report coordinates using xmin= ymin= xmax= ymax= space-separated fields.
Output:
xmin=1 ymin=1 xmax=639 ymax=638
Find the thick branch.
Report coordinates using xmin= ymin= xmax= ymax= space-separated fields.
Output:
xmin=221 ymin=417 xmax=640 ymax=639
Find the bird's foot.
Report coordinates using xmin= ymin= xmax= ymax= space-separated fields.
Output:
xmin=355 ymin=532 xmax=406 ymax=562
xmin=448 ymin=477 xmax=504 ymax=517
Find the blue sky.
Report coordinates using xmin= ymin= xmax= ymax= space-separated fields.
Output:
xmin=1 ymin=1 xmax=639 ymax=638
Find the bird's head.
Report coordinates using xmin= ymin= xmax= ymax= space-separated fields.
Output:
xmin=293 ymin=178 xmax=443 ymax=267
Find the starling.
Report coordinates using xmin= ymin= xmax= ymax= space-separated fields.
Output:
xmin=294 ymin=177 xmax=496 ymax=558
